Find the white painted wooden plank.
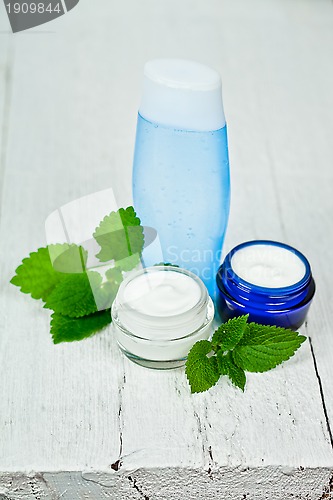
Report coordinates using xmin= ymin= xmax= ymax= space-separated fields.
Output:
xmin=0 ymin=9 xmax=13 ymax=217
xmin=0 ymin=468 xmax=332 ymax=500
xmin=0 ymin=0 xmax=332 ymax=498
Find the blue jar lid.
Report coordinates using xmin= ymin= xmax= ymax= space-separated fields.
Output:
xmin=216 ymin=240 xmax=316 ymax=330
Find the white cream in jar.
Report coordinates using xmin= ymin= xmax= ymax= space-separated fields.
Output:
xmin=216 ymin=240 xmax=315 ymax=330
xmin=111 ymin=266 xmax=214 ymax=369
xmin=231 ymin=243 xmax=306 ymax=288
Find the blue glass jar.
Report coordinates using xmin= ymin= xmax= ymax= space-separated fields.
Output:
xmin=216 ymin=240 xmax=316 ymax=330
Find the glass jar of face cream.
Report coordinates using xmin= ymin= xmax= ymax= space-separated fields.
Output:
xmin=111 ymin=266 xmax=214 ymax=369
xmin=216 ymin=240 xmax=315 ymax=330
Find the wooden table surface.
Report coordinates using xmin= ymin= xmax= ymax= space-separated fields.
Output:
xmin=0 ymin=0 xmax=333 ymax=498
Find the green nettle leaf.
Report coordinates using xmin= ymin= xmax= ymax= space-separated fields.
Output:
xmin=93 ymin=266 xmax=124 ymax=310
xmin=51 ymin=309 xmax=112 ymax=344
xmin=44 ymin=271 xmax=102 ymax=318
xmin=51 ymin=244 xmax=88 ymax=274
xmin=186 ymin=315 xmax=306 ymax=394
xmin=115 ymin=253 xmax=142 ymax=272
xmin=232 ymin=323 xmax=306 ymax=373
xmin=10 ymin=246 xmax=65 ymax=301
xmin=94 ymin=282 xmax=118 ymax=310
xmin=10 ymin=244 xmax=88 ymax=302
xmin=105 ymin=266 xmax=123 ymax=283
xmin=211 ymin=314 xmax=249 ymax=352
xmin=217 ymin=351 xmax=246 ymax=391
xmin=93 ymin=207 xmax=144 ymax=270
xmin=185 ymin=340 xmax=220 ymax=394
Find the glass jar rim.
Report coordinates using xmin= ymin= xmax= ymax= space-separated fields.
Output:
xmin=217 ymin=277 xmax=315 ymax=314
xmin=115 ymin=265 xmax=209 ymax=321
xmin=112 ymin=296 xmax=214 ymax=342
xmin=218 ymin=240 xmax=312 ymax=295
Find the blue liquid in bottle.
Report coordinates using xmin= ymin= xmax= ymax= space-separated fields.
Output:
xmin=133 ymin=113 xmax=230 ymax=297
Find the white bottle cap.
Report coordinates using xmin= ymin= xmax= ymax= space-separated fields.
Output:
xmin=139 ymin=59 xmax=226 ymax=132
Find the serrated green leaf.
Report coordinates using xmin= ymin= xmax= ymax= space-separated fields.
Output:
xmin=50 ymin=244 xmax=88 ymax=273
xmin=44 ymin=271 xmax=102 ymax=318
xmin=217 ymin=351 xmax=246 ymax=391
xmin=51 ymin=310 xmax=112 ymax=344
xmin=93 ymin=207 xmax=144 ymax=270
xmin=105 ymin=266 xmax=123 ymax=283
xmin=115 ymin=253 xmax=141 ymax=272
xmin=10 ymin=245 xmax=69 ymax=301
xmin=93 ymin=266 xmax=123 ymax=310
xmin=232 ymin=323 xmax=306 ymax=373
xmin=94 ymin=281 xmax=119 ymax=310
xmin=10 ymin=244 xmax=88 ymax=302
xmin=185 ymin=340 xmax=220 ymax=394
xmin=211 ymin=315 xmax=249 ymax=352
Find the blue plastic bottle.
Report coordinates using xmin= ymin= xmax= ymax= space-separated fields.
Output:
xmin=133 ymin=59 xmax=230 ymax=297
